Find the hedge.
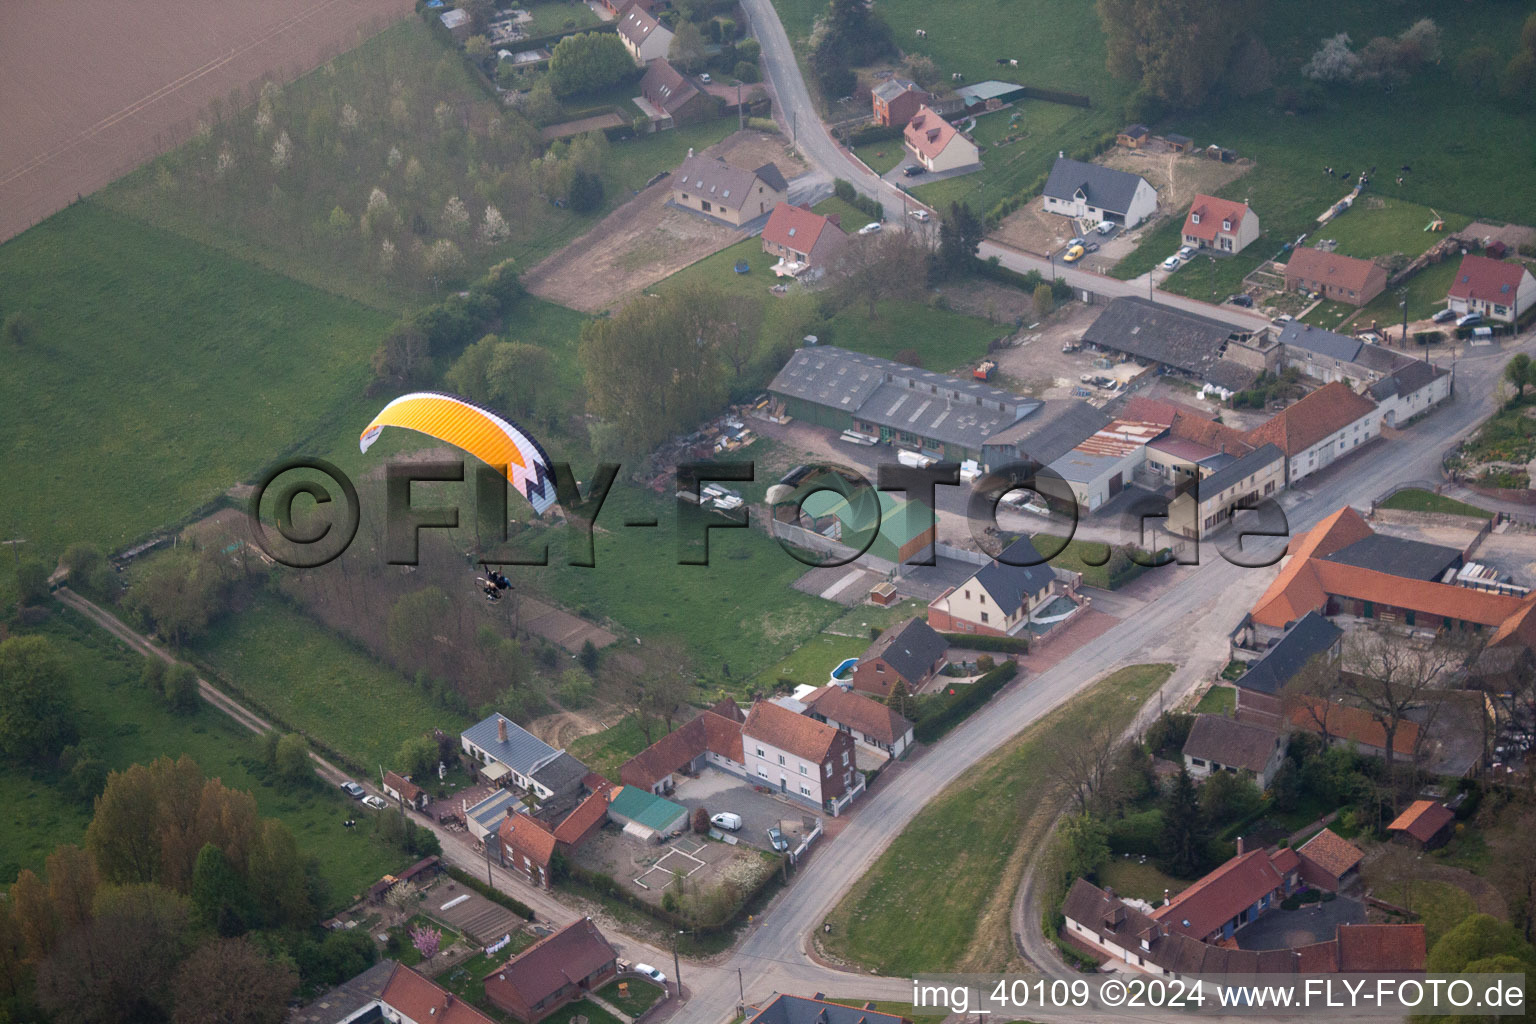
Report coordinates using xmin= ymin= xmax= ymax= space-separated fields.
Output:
xmin=937 ymin=632 xmax=1030 ymax=653
xmin=833 ymin=178 xmax=884 ymax=222
xmin=444 ymin=866 xmax=537 ymax=920
xmin=846 ymin=122 xmax=904 ymax=146
xmin=912 ymin=661 xmax=1018 ymax=743
xmin=565 ymin=852 xmax=785 ymax=935
xmin=1018 ymin=85 xmax=1091 ymax=108
xmin=1107 ymin=808 xmax=1163 ymax=856
xmin=977 ymin=255 xmax=1045 ymax=291
xmin=746 ymin=116 xmax=780 ymax=133
xmin=984 ymin=129 xmax=1116 ymax=228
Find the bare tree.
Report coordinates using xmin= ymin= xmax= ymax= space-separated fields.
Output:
xmin=1341 ymin=629 xmax=1465 ymax=799
xmin=1042 ymin=718 xmax=1121 ymax=815
xmin=1280 ymin=650 xmax=1345 ymax=746
xmin=830 ymin=231 xmax=928 ymax=319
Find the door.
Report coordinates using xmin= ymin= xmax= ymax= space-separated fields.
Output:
xmin=779 ymin=777 xmax=787 ymax=793
xmin=1109 ymin=472 xmax=1123 ymax=496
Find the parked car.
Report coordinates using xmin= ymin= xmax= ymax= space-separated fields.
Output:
xmin=698 ymin=73 xmax=711 ymax=83
xmin=1177 ymin=245 xmax=1196 ymax=261
xmin=1272 ymin=314 xmax=1294 ymax=325
xmin=1084 ymin=241 xmax=1099 ymax=254
xmin=340 ymin=780 xmax=365 ymax=799
xmin=1066 ymin=236 xmax=1085 ymax=248
xmin=1095 ymin=221 xmax=1116 ymax=235
xmin=1062 ymin=244 xmax=1085 ymax=263
xmin=1432 ymin=308 xmax=1457 ymax=323
xmin=903 ymin=164 xmax=924 ymax=177
xmin=1456 ymin=312 xmax=1483 ymax=328
xmin=909 ymin=209 xmax=931 ymax=222
xmin=766 ymin=826 xmax=789 ymax=852
xmin=1161 ymin=255 xmax=1182 ymax=271
xmin=711 ymin=812 xmax=743 ymax=832
xmin=361 ymin=795 xmax=387 ymax=810
xmin=634 ymin=964 xmax=667 ymax=985
xmin=858 ymin=222 xmax=882 ymax=235
xmin=1228 ymin=294 xmax=1254 ymax=307
xmin=1358 ymin=331 xmax=1381 ymax=344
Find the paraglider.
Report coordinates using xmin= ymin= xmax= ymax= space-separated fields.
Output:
xmin=359 ymin=392 xmax=557 ymax=514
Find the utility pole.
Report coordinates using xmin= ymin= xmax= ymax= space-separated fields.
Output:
xmin=672 ymin=930 xmax=683 ymax=998
xmin=737 ymin=966 xmax=745 ymax=1015
xmin=737 ymin=81 xmax=743 ymax=132
xmin=1400 ymin=288 xmax=1411 ymax=353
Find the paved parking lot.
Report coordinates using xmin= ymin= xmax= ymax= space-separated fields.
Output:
xmin=1233 ymin=896 xmax=1365 ymax=950
xmin=671 ymin=773 xmax=821 ymax=852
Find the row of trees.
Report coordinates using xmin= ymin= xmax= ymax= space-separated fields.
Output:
xmin=1302 ymin=19 xmax=1442 ymax=90
xmin=808 ymin=0 xmax=897 ymax=99
xmin=1097 ymin=0 xmax=1267 ymax=110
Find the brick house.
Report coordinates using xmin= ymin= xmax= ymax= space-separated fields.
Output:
xmin=871 ymin=77 xmax=929 ymax=127
xmin=851 ymin=617 xmax=949 ymax=697
xmin=484 ymin=918 xmax=618 ymax=1023
xmin=761 ymin=202 xmax=847 ymax=281
xmin=741 ymin=700 xmax=862 ymax=815
xmin=1284 ymin=249 xmax=1387 ymax=307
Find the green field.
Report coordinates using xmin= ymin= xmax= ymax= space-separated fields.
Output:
xmin=1315 ymin=199 xmax=1469 ymax=262
xmin=595 ymin=979 xmax=665 ymax=1017
xmin=1358 ymin=257 xmax=1463 ymax=324
xmin=823 ymin=663 xmax=1172 ymax=974
xmin=750 ymin=633 xmax=870 ymax=692
xmin=567 ymin=714 xmax=653 ymax=780
xmin=1097 ymin=857 xmax=1188 ymax=906
xmin=813 ymin=195 xmax=879 ymax=230
xmin=0 ymin=202 xmax=390 ymax=561
xmin=0 ymin=611 xmax=408 ymax=904
xmin=853 ymin=141 xmax=905 ymax=176
xmin=1194 ymin=685 xmax=1236 ymax=716
xmin=1377 ymin=488 xmax=1489 ymax=518
xmin=189 ymin=595 xmax=470 ymax=771
xmin=523 ymin=0 xmax=600 ymax=36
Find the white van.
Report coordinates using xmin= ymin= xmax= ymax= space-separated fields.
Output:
xmin=896 ymin=449 xmax=937 ymax=469
xmin=1095 ymin=221 xmax=1116 ymax=235
xmin=711 ymin=812 xmax=742 ymax=832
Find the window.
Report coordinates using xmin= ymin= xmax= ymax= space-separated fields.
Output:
xmin=825 ymin=763 xmax=832 ymax=778
xmin=963 ymin=589 xmax=969 ymax=600
xmin=980 ymin=612 xmax=989 ymax=623
xmin=1191 ymin=757 xmax=1206 ymax=767
xmin=757 ymin=766 xmax=767 ymax=778
xmin=841 ymin=751 xmax=850 ymax=766
xmin=777 ymin=754 xmax=785 ymax=766
xmin=799 ymin=764 xmax=808 ymax=775
xmin=801 ymin=784 xmax=812 ymax=796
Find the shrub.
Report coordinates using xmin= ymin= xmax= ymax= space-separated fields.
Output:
xmin=1108 ymin=809 xmax=1165 ymax=856
xmin=734 ymin=61 xmax=760 ymax=83
xmin=912 ymin=662 xmax=1017 ymax=743
xmin=936 ymin=633 xmax=1029 ymax=653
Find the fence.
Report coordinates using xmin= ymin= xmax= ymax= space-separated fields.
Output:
xmin=768 ymin=520 xmax=898 ymax=574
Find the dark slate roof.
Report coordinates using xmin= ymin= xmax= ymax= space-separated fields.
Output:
xmin=290 ymin=959 xmax=398 ymax=1024
xmin=871 ymin=76 xmax=920 ymax=102
xmin=753 ymin=161 xmax=789 ymax=195
xmin=1183 ymin=714 xmax=1282 ymax=773
xmin=1322 ymin=533 xmax=1462 ymax=582
xmin=529 ymin=751 xmax=588 ymax=793
xmin=973 ymin=537 xmax=1057 ymax=611
xmin=1234 ymin=611 xmax=1342 ymax=695
xmin=461 ymin=714 xmax=558 ymax=775
xmin=860 ymin=381 xmax=1028 ymax=451
xmin=862 ymin=618 xmax=950 ymax=683
xmin=1199 ymin=443 xmax=1282 ymax=496
xmin=1043 ymin=157 xmax=1149 ymax=217
xmin=748 ymin=995 xmax=908 ymax=1024
xmin=1369 ymin=359 xmax=1448 ymax=400
xmin=1278 ymin=321 xmax=1361 ymax=363
xmin=1354 ymin=343 xmax=1406 ymax=375
xmin=1080 ymin=297 xmax=1251 ymax=382
xmin=983 ymin=398 xmax=1111 ymax=464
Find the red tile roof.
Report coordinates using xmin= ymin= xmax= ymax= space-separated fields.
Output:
xmin=1249 ymin=506 xmax=1374 ymax=627
xmin=485 ymin=918 xmax=616 ymax=1010
xmin=743 ymin=700 xmax=843 ymax=763
xmin=1151 ymin=849 xmax=1284 ymax=940
xmin=552 ymin=782 xmax=613 ymax=845
xmin=1295 ymin=939 xmax=1339 ymax=973
xmin=1387 ymin=800 xmax=1456 ymax=843
xmin=1122 ymin=395 xmax=1210 ymax=428
xmin=383 ymin=770 xmax=424 ymax=803
xmin=1183 ymin=195 xmax=1253 ymax=243
xmin=1336 ymin=923 xmax=1426 ymax=972
xmin=499 ymin=812 xmax=557 ymax=869
xmin=618 ymin=711 xmax=745 ymax=790
xmin=1243 ymin=382 xmax=1378 ymax=457
xmin=1285 ymin=248 xmax=1383 ymax=294
xmin=762 ymin=202 xmax=841 ymax=256
xmin=1297 ymin=827 xmax=1364 ymax=880
xmin=1448 ymin=253 xmax=1531 ymax=304
xmin=1287 ymin=697 xmax=1419 ymax=756
xmin=1170 ymin=410 xmax=1252 ymax=455
xmin=903 ymin=106 xmax=970 ymax=163
xmin=381 ymin=963 xmax=497 ymax=1024
xmin=616 ymin=4 xmax=667 ymax=46
xmin=1269 ymin=847 xmax=1300 ymax=875
xmin=802 ymin=685 xmax=913 ymax=745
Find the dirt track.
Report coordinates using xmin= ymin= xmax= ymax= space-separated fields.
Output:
xmin=0 ymin=0 xmax=412 ymax=243
xmin=520 ymin=130 xmax=807 ymax=312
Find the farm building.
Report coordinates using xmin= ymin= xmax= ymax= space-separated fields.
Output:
xmin=607 ymin=785 xmax=688 ymax=840
xmin=1368 ymin=360 xmax=1452 ymax=426
xmin=1232 ymin=611 xmax=1343 ymax=730
xmin=1046 ymin=419 xmax=1165 ymax=512
xmin=1166 ymin=442 xmax=1284 ymax=539
xmin=1243 ymin=382 xmax=1380 ymax=485
xmin=980 ymin=398 xmax=1112 ymax=473
xmin=953 ymin=80 xmax=1027 ymax=108
xmin=768 ymin=345 xmax=1039 ymax=463
xmin=795 ymin=488 xmax=935 ymax=566
xmin=1079 ymin=297 xmax=1263 ymax=392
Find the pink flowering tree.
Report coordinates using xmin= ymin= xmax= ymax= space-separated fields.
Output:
xmin=410 ymin=925 xmax=442 ymax=962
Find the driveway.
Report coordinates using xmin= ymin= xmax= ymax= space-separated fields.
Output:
xmin=670 ymin=773 xmax=821 ymax=852
xmin=880 ymin=160 xmax=982 ymax=190
xmin=1233 ymin=896 xmax=1365 ymax=950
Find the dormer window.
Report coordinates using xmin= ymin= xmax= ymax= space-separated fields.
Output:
xmin=1222 ymin=219 xmax=1233 ymax=231
xmin=1190 ymin=212 xmax=1200 ymax=224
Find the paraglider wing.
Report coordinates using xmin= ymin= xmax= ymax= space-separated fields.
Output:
xmin=360 ymin=392 xmax=557 ymax=515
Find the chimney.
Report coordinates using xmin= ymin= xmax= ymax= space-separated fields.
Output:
xmin=498 ymin=717 xmax=508 ymax=744
xmin=1236 ymin=836 xmax=1245 ymax=856
xmin=1163 ymin=888 xmax=1170 ymax=905
xmin=687 ymin=147 xmax=694 ymax=158
xmin=1059 ymin=150 xmax=1065 ymax=159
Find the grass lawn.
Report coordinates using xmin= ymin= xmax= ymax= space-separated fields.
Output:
xmin=821 ymin=1001 xmax=947 ymax=1024
xmin=0 ymin=201 xmax=390 ymax=562
xmin=567 ymin=714 xmax=653 ymax=780
xmin=388 ymin=913 xmax=464 ymax=967
xmin=853 ymin=142 xmax=905 ymax=176
xmin=821 ymin=598 xmax=929 ymax=637
xmin=1194 ymin=685 xmax=1235 ymax=716
xmin=438 ymin=937 xmax=540 ymax=1005
xmin=823 ymin=663 xmax=1173 ymax=974
xmin=749 ymin=632 xmax=870 ymax=692
xmin=1377 ymin=488 xmax=1489 ymax=519
xmin=596 ymin=978 xmax=665 ymax=1017
xmin=189 ymin=594 xmax=469 ymax=772
xmin=1373 ymin=880 xmax=1476 ymax=948
xmin=0 ymin=610 xmax=408 ymax=906
xmin=524 ymin=0 xmax=600 ymax=36
xmin=540 ymin=999 xmax=624 ymax=1024
xmin=1315 ymin=199 xmax=1469 ymax=262
xmin=1301 ymin=299 xmax=1361 ymax=330
xmin=1097 ymin=857 xmax=1188 ymax=906
xmin=1109 ymin=217 xmax=1185 ymax=281
xmin=813 ymin=195 xmax=879 ymax=230
xmin=1358 ymin=257 xmax=1462 ymax=324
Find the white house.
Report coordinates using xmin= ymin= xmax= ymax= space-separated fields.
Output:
xmin=1182 ymin=714 xmax=1287 ymax=790
xmin=1181 ymin=194 xmax=1260 ymax=255
xmin=616 ymin=5 xmax=673 ymax=64
xmin=1447 ymin=253 xmax=1536 ymax=323
xmin=801 ymin=685 xmax=915 ymax=762
xmin=1246 ymin=381 xmax=1381 ymax=485
xmin=902 ymin=106 xmax=980 ymax=173
xmin=1042 ymin=156 xmax=1157 ymax=228
xmin=460 ymin=713 xmax=587 ymax=801
xmin=1368 ymin=360 xmax=1452 ymax=427
xmin=741 ymin=701 xmax=863 ymax=816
